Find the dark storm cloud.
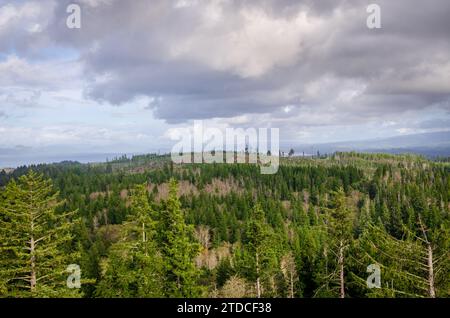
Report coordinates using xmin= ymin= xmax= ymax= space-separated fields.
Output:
xmin=4 ymin=0 xmax=450 ymax=125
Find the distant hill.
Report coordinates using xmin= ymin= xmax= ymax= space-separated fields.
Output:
xmin=292 ymin=131 xmax=450 ymax=158
xmin=2 ymin=131 xmax=449 ymax=169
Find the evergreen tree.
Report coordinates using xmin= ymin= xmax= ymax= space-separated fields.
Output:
xmin=1 ymin=152 xmax=448 ymax=299
xmin=95 ymin=184 xmax=164 ymax=297
xmin=159 ymin=178 xmax=201 ymax=297
xmin=355 ymin=222 xmax=449 ymax=298
xmin=321 ymin=187 xmax=353 ymax=298
xmin=280 ymin=251 xmax=298 ymax=298
xmin=0 ymin=171 xmax=80 ymax=297
xmin=242 ymin=203 xmax=278 ymax=298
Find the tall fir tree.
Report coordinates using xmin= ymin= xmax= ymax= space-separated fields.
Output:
xmin=319 ymin=187 xmax=353 ymax=298
xmin=95 ymin=184 xmax=164 ymax=297
xmin=0 ymin=171 xmax=80 ymax=297
xmin=243 ymin=203 xmax=278 ymax=298
xmin=159 ymin=178 xmax=201 ymax=297
xmin=356 ymin=221 xmax=450 ymax=298
xmin=280 ymin=251 xmax=298 ymax=298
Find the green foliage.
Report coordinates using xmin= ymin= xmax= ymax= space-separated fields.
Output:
xmin=0 ymin=152 xmax=448 ymax=298
xmin=0 ymin=170 xmax=80 ymax=297
xmin=328 ymin=188 xmax=353 ymax=242
xmin=241 ymin=203 xmax=280 ymax=297
xmin=95 ymin=184 xmax=164 ymax=297
xmin=355 ymin=223 xmax=450 ymax=297
xmin=158 ymin=179 xmax=202 ymax=297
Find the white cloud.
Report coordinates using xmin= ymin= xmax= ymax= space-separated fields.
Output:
xmin=0 ymin=124 xmax=155 ymax=148
xmin=169 ymin=4 xmax=323 ymax=77
xmin=0 ymin=55 xmax=82 ymax=91
xmin=0 ymin=2 xmax=40 ymax=29
xmin=0 ymin=1 xmax=53 ymax=37
xmin=1 ymin=0 xmax=450 ymax=156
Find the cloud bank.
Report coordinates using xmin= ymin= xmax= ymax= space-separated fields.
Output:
xmin=1 ymin=0 xmax=449 ymax=163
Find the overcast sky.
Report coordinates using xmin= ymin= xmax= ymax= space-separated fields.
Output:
xmin=1 ymin=0 xmax=449 ymax=165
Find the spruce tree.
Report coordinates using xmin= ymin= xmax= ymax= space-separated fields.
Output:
xmin=95 ymin=184 xmax=164 ymax=297
xmin=159 ymin=178 xmax=201 ymax=297
xmin=319 ymin=187 xmax=353 ymax=298
xmin=280 ymin=251 xmax=298 ymax=298
xmin=0 ymin=170 xmax=80 ymax=297
xmin=243 ymin=203 xmax=278 ymax=298
xmin=356 ymin=221 xmax=450 ymax=298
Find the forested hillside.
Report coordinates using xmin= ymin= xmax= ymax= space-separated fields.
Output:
xmin=1 ymin=152 xmax=449 ymax=298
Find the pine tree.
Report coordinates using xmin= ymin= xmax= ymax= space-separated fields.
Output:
xmin=355 ymin=222 xmax=449 ymax=298
xmin=159 ymin=178 xmax=201 ymax=297
xmin=95 ymin=184 xmax=164 ymax=297
xmin=0 ymin=171 xmax=80 ymax=297
xmin=320 ymin=187 xmax=353 ymax=298
xmin=243 ymin=203 xmax=278 ymax=298
xmin=280 ymin=251 xmax=298 ymax=298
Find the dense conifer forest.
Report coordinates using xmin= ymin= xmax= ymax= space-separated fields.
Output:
xmin=1 ymin=152 xmax=449 ymax=298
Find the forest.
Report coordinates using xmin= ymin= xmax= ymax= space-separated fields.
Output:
xmin=0 ymin=152 xmax=449 ymax=298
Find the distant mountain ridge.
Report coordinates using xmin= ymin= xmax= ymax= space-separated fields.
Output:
xmin=292 ymin=131 xmax=450 ymax=157
xmin=1 ymin=131 xmax=450 ymax=169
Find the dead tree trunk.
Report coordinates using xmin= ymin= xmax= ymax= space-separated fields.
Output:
xmin=427 ymin=244 xmax=436 ymax=298
xmin=338 ymin=241 xmax=345 ymax=298
xmin=142 ymin=223 xmax=146 ymax=243
xmin=30 ymin=236 xmax=36 ymax=291
xmin=289 ymin=272 xmax=294 ymax=298
xmin=419 ymin=215 xmax=436 ymax=298
xmin=256 ymin=252 xmax=261 ymax=298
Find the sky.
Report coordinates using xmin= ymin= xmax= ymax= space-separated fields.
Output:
xmin=0 ymin=0 xmax=450 ymax=166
